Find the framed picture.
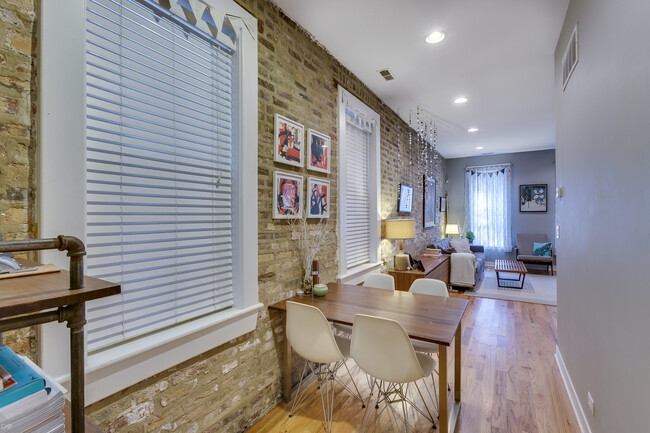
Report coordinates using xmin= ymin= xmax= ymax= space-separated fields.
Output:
xmin=423 ymin=175 xmax=436 ymax=228
xmin=520 ymin=184 xmax=548 ymax=212
xmin=307 ymin=129 xmax=331 ymax=173
xmin=440 ymin=196 xmax=447 ymax=212
xmin=274 ymin=114 xmax=304 ymax=167
xmin=273 ymin=171 xmax=303 ymax=219
xmin=307 ymin=177 xmax=330 ymax=218
xmin=398 ymin=184 xmax=414 ymax=213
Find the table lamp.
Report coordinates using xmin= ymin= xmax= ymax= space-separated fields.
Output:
xmin=385 ymin=219 xmax=415 ymax=271
xmin=445 ymin=223 xmax=459 ymax=239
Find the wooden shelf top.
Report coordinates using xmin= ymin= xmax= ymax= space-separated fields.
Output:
xmin=0 ymin=262 xmax=121 ymax=317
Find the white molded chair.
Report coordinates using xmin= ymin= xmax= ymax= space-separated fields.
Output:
xmin=350 ymin=314 xmax=437 ymax=432
xmin=408 ymin=278 xmax=449 ymax=412
xmin=363 ymin=273 xmax=396 ymax=291
xmin=408 ymin=278 xmax=448 ymax=297
xmin=334 ymin=273 xmax=395 ymax=336
xmin=286 ymin=301 xmax=364 ymax=432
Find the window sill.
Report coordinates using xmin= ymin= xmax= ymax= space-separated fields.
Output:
xmin=56 ymin=303 xmax=263 ymax=405
xmin=337 ymin=261 xmax=382 ymax=285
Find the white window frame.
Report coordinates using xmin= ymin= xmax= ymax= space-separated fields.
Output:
xmin=38 ymin=0 xmax=261 ymax=404
xmin=337 ymin=86 xmax=381 ymax=284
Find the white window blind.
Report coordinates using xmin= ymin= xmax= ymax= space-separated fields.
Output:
xmin=84 ymin=0 xmax=235 ymax=352
xmin=344 ymin=119 xmax=371 ymax=269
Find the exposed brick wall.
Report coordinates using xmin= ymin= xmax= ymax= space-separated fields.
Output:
xmin=0 ymin=0 xmax=38 ymax=362
xmin=0 ymin=0 xmax=447 ymax=431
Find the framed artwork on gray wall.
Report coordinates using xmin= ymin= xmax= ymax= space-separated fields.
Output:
xmin=423 ymin=175 xmax=436 ymax=228
xmin=520 ymin=184 xmax=547 ymax=212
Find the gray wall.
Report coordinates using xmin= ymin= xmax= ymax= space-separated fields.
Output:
xmin=446 ymin=149 xmax=556 ymax=263
xmin=555 ymin=1 xmax=650 ymax=433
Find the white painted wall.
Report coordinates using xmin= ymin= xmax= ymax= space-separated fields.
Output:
xmin=555 ymin=1 xmax=650 ymax=432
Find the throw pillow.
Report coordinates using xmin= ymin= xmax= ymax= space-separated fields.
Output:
xmin=450 ymin=239 xmax=472 ymax=254
xmin=440 ymin=247 xmax=456 ymax=254
xmin=533 ymin=242 xmax=552 ymax=256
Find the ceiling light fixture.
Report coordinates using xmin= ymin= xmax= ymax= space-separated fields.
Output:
xmin=425 ymin=31 xmax=446 ymax=44
xmin=468 ymin=128 xmax=479 ymax=132
xmin=454 ymin=97 xmax=468 ymax=104
xmin=476 ymin=146 xmax=484 ymax=150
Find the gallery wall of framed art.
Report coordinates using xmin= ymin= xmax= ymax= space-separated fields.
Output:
xmin=272 ymin=114 xmax=331 ymax=219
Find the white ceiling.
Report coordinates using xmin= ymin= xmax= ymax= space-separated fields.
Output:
xmin=272 ymin=0 xmax=569 ymax=159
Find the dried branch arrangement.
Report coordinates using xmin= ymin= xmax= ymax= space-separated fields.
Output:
xmin=287 ymin=216 xmax=332 ymax=293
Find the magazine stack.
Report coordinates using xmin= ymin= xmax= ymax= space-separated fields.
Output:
xmin=0 ymin=346 xmax=65 ymax=433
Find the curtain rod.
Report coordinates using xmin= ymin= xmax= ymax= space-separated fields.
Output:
xmin=465 ymin=163 xmax=512 ymax=170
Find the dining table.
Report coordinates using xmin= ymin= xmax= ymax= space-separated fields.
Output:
xmin=269 ymin=282 xmax=469 ymax=433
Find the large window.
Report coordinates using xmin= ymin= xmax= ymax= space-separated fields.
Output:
xmin=465 ymin=164 xmax=512 ymax=251
xmin=39 ymin=0 xmax=259 ymax=404
xmin=337 ymin=87 xmax=381 ymax=283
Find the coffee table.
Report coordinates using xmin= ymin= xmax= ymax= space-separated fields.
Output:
xmin=494 ymin=259 xmax=528 ymax=289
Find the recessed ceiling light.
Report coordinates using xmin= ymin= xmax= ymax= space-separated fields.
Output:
xmin=454 ymin=97 xmax=468 ymax=104
xmin=476 ymin=146 xmax=484 ymax=150
xmin=425 ymin=31 xmax=446 ymax=44
xmin=468 ymin=127 xmax=479 ymax=132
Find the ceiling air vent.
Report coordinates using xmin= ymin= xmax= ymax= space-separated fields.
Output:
xmin=562 ymin=24 xmax=579 ymax=91
xmin=378 ymin=68 xmax=395 ymax=81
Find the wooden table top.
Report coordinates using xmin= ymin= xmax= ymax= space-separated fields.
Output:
xmin=269 ymin=282 xmax=468 ymax=346
xmin=494 ymin=259 xmax=528 ymax=274
xmin=0 ymin=261 xmax=121 ymax=317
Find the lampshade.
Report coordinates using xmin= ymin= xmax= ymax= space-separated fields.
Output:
xmin=385 ymin=219 xmax=415 ymax=240
xmin=445 ymin=223 xmax=460 ymax=236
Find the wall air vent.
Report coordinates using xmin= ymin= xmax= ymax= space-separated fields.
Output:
xmin=562 ymin=24 xmax=579 ymax=91
xmin=378 ymin=68 xmax=395 ymax=81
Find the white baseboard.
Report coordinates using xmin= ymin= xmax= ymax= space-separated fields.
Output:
xmin=555 ymin=346 xmax=593 ymax=433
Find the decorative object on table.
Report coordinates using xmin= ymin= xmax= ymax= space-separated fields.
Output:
xmin=307 ymin=129 xmax=330 ymax=173
xmin=312 ymin=284 xmax=328 ymax=297
xmin=307 ymin=177 xmax=329 ymax=218
xmin=465 ymin=231 xmax=475 ymax=243
xmin=533 ymin=242 xmax=553 ymax=256
xmin=274 ymin=114 xmax=304 ymax=167
xmin=398 ymin=184 xmax=414 ymax=213
xmin=423 ymin=175 xmax=436 ymax=228
xmin=422 ymin=247 xmax=441 ymax=257
xmin=445 ymin=223 xmax=459 ymax=239
xmin=288 ymin=216 xmax=332 ymax=293
xmin=312 ymin=260 xmax=319 ymax=285
xmin=520 ymin=184 xmax=547 ymax=212
xmin=385 ymin=219 xmax=415 ymax=271
xmin=439 ymin=196 xmax=446 ymax=212
xmin=273 ymin=171 xmax=303 ymax=219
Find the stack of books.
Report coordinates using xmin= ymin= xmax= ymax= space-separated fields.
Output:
xmin=0 ymin=346 xmax=65 ymax=433
xmin=422 ymin=248 xmax=441 ymax=257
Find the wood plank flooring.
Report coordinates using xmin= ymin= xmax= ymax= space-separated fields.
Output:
xmin=249 ymin=295 xmax=579 ymax=433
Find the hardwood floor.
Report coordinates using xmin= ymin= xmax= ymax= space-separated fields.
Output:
xmin=249 ymin=295 xmax=579 ymax=433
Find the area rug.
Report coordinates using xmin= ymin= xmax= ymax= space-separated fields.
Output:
xmin=463 ymin=270 xmax=557 ymax=306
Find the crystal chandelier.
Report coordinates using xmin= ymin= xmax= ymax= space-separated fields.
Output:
xmin=408 ymin=106 xmax=438 ymax=177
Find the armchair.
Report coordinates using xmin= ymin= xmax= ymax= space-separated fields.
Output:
xmin=515 ymin=234 xmax=554 ymax=275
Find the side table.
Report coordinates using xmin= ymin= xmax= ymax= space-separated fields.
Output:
xmin=388 ymin=254 xmax=450 ymax=291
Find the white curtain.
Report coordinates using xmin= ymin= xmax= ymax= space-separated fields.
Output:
xmin=465 ymin=164 xmax=512 ymax=252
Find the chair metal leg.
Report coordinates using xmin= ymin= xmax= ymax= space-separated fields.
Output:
xmin=289 ymin=361 xmax=310 ymax=417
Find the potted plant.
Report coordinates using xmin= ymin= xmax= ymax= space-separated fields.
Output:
xmin=465 ymin=231 xmax=475 ymax=243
